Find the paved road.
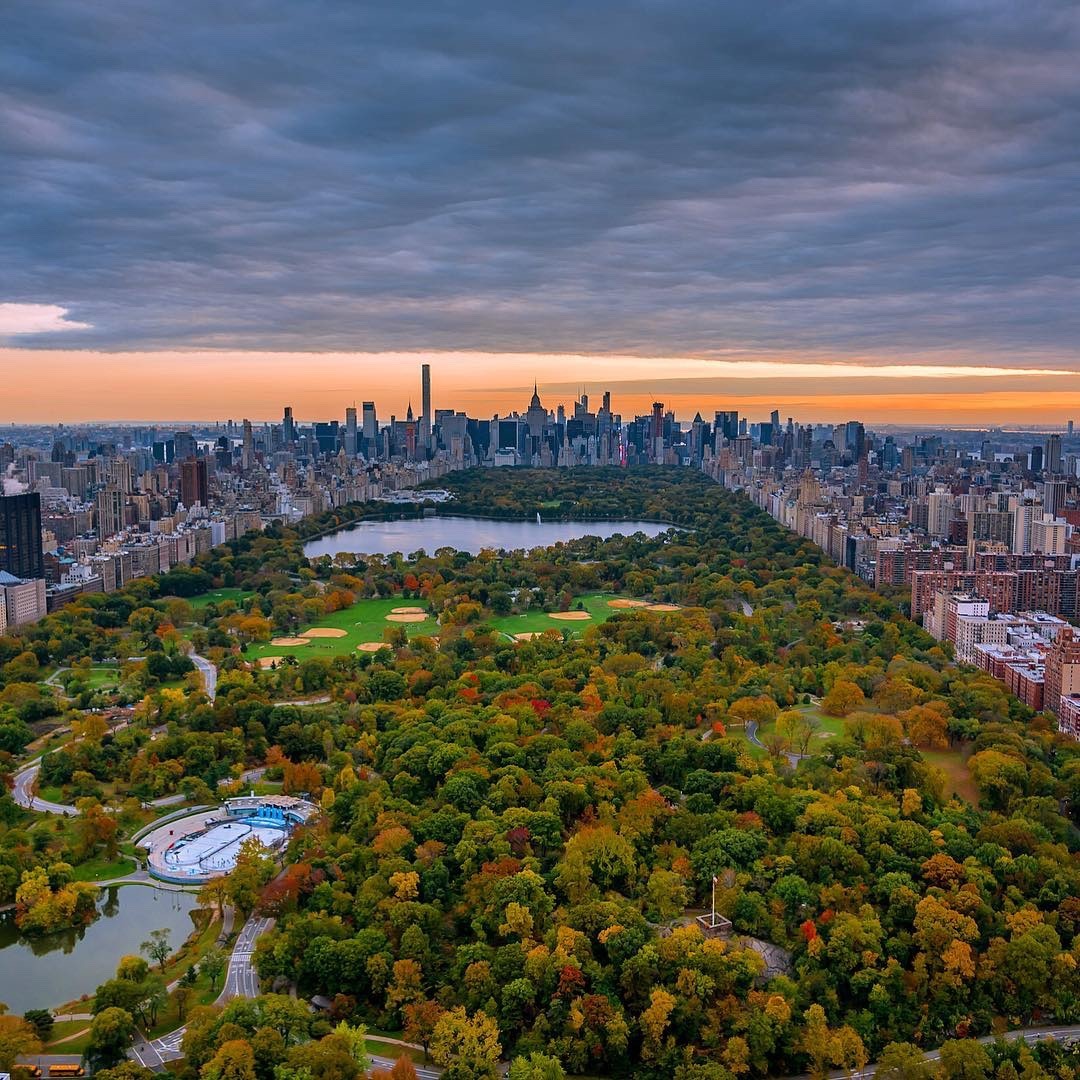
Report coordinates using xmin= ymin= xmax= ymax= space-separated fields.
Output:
xmin=190 ymin=652 xmax=217 ymax=702
xmin=11 ymin=760 xmax=80 ymax=815
xmin=368 ymin=1051 xmax=442 ymax=1079
xmin=219 ymin=914 xmax=273 ymax=1000
xmin=791 ymin=1025 xmax=1080 ymax=1080
xmin=133 ymin=912 xmax=275 ymax=1070
xmin=745 ymin=719 xmax=802 ymax=769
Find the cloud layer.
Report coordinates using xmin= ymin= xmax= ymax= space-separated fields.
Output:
xmin=2 ymin=0 xmax=1079 ymax=364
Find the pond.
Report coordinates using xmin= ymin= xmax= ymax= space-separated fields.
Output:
xmin=304 ymin=515 xmax=675 ymax=559
xmin=0 ymin=885 xmax=201 ymax=1013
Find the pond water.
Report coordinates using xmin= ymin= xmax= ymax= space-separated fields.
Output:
xmin=0 ymin=885 xmax=200 ymax=1013
xmin=304 ymin=515 xmax=674 ymax=559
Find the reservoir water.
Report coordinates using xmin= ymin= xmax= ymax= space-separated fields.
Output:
xmin=0 ymin=885 xmax=200 ymax=1013
xmin=304 ymin=515 xmax=674 ymax=559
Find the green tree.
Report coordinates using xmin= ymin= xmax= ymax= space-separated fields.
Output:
xmin=507 ymin=1052 xmax=567 ymax=1080
xmin=201 ymin=948 xmax=227 ymax=992
xmin=86 ymin=1007 xmax=138 ymax=1071
xmin=141 ymin=927 xmax=172 ymax=972
xmin=934 ymin=1040 xmax=993 ymax=1079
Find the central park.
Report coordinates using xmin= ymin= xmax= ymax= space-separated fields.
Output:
xmin=0 ymin=467 xmax=1077 ymax=1080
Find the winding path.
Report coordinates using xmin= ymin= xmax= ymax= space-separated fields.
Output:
xmin=189 ymin=651 xmax=217 ymax=702
xmin=12 ymin=760 xmax=80 ymax=815
xmin=745 ymin=719 xmax=802 ymax=769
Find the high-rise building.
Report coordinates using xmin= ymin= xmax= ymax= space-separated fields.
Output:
xmin=345 ymin=407 xmax=358 ymax=455
xmin=242 ymin=419 xmax=254 ymax=470
xmin=1045 ymin=627 xmax=1080 ymax=715
xmin=1045 ymin=433 xmax=1063 ymax=475
xmin=927 ymin=489 xmax=955 ymax=539
xmin=174 ymin=431 xmax=196 ymax=462
xmin=283 ymin=406 xmax=295 ymax=443
xmin=95 ymin=485 xmax=125 ymax=537
xmin=362 ymin=402 xmax=377 ymax=445
xmin=421 ymin=363 xmax=432 ymax=453
xmin=179 ymin=457 xmax=209 ymax=508
xmin=0 ymin=492 xmax=45 ymax=581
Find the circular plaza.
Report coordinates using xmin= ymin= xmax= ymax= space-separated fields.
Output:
xmin=142 ymin=795 xmax=318 ymax=884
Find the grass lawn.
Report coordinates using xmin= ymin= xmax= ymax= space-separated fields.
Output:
xmin=248 ymin=596 xmax=439 ymax=661
xmin=483 ymin=592 xmax=651 ymax=639
xmin=922 ymin=747 xmax=979 ymax=804
xmin=81 ymin=664 xmax=121 ymax=689
xmin=748 ymin=704 xmax=844 ymax=751
xmin=366 ymin=1039 xmax=426 ymax=1065
xmin=45 ymin=1021 xmax=93 ymax=1055
xmin=186 ymin=588 xmax=254 ymax=611
xmin=70 ymin=854 xmax=136 ymax=882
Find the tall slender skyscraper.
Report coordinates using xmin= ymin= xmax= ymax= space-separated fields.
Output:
xmin=421 ymin=363 xmax=432 ymax=452
xmin=345 ymin=407 xmax=358 ymax=455
xmin=283 ymin=406 xmax=295 ymax=442
xmin=242 ymin=419 xmax=254 ymax=470
xmin=362 ymin=402 xmax=377 ymax=447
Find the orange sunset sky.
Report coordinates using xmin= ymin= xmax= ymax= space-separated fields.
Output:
xmin=5 ymin=347 xmax=1080 ymax=427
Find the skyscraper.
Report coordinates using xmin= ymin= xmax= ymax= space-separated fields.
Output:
xmin=95 ymin=486 xmax=125 ymax=538
xmin=1045 ymin=433 xmax=1063 ymax=475
xmin=0 ymin=492 xmax=44 ymax=580
xmin=283 ymin=406 xmax=295 ymax=442
xmin=179 ymin=457 xmax=209 ymax=508
xmin=421 ymin=363 xmax=432 ymax=453
xmin=345 ymin=407 xmax=358 ymax=455
xmin=242 ymin=419 xmax=254 ymax=470
xmin=362 ymin=402 xmax=377 ymax=446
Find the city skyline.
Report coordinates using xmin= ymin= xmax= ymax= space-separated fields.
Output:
xmin=9 ymin=347 xmax=1080 ymax=425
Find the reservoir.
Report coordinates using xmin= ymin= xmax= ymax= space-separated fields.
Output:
xmin=304 ymin=515 xmax=674 ymax=559
xmin=0 ymin=885 xmax=200 ymax=1013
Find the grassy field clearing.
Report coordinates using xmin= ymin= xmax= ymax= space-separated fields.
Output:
xmin=484 ymin=592 xmax=675 ymax=639
xmin=187 ymin=587 xmax=254 ymax=610
xmin=248 ymin=596 xmax=438 ymax=661
xmin=921 ymin=747 xmax=979 ymax=804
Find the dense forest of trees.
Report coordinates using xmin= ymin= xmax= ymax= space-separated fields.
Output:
xmin=0 ymin=467 xmax=1078 ymax=1079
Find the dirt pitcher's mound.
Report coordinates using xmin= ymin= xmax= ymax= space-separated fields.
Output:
xmin=358 ymin=642 xmax=391 ymax=652
xmin=645 ymin=603 xmax=681 ymax=612
xmin=608 ymin=598 xmax=649 ymax=609
xmin=386 ymin=612 xmax=428 ymax=623
xmin=548 ymin=611 xmax=592 ymax=621
xmin=302 ymin=627 xmax=348 ymax=638
xmin=391 ymin=606 xmax=426 ymax=615
xmin=259 ymin=656 xmax=284 ymax=668
xmin=270 ymin=637 xmax=309 ymax=646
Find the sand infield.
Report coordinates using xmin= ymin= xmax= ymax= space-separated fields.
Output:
xmin=302 ymin=627 xmax=348 ymax=638
xmin=608 ymin=598 xmax=650 ymax=609
xmin=270 ymin=637 xmax=309 ymax=646
xmin=548 ymin=611 xmax=593 ymax=621
xmin=386 ymin=612 xmax=428 ymax=623
xmin=514 ymin=632 xmax=544 ymax=641
xmin=391 ymin=606 xmax=427 ymax=615
xmin=645 ymin=603 xmax=681 ymax=612
xmin=358 ymin=641 xmax=392 ymax=652
xmin=259 ymin=656 xmax=284 ymax=668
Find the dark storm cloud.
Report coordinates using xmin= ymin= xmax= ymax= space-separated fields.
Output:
xmin=2 ymin=0 xmax=1079 ymax=361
